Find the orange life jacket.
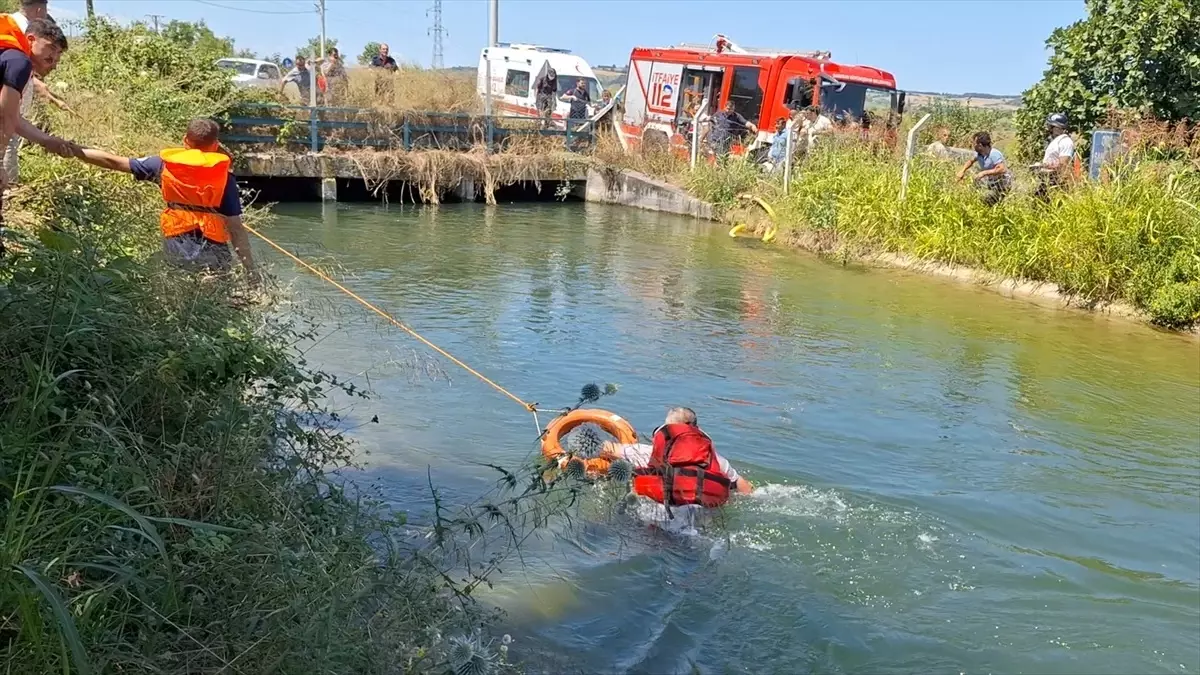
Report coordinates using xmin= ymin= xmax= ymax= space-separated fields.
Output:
xmin=631 ymin=423 xmax=732 ymax=509
xmin=0 ymin=14 xmax=32 ymax=56
xmin=159 ymin=148 xmax=232 ymax=244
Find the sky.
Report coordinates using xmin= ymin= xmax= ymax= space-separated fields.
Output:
xmin=48 ymin=0 xmax=1087 ymax=95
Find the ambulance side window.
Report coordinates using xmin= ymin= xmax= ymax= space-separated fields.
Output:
xmin=728 ymin=67 xmax=763 ymax=119
xmin=505 ymin=69 xmax=530 ymax=97
xmin=784 ymin=77 xmax=814 ymax=109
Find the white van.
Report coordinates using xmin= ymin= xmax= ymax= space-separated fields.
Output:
xmin=216 ymin=58 xmax=281 ymax=89
xmin=477 ymin=43 xmax=602 ymax=123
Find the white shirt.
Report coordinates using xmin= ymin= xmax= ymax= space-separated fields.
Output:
xmin=618 ymin=443 xmax=741 ymax=484
xmin=1042 ymin=133 xmax=1076 ymax=167
xmin=8 ymin=12 xmax=32 ymax=116
xmin=802 ymin=114 xmax=833 ymax=146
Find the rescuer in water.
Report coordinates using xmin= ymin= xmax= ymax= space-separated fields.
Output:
xmin=606 ymin=407 xmax=753 ymax=516
xmin=67 ymin=119 xmax=257 ymax=275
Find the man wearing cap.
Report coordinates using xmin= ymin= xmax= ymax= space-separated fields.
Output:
xmin=1033 ymin=112 xmax=1075 ymax=199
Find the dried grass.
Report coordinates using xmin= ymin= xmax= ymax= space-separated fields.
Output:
xmin=320 ymin=67 xmax=480 ymax=113
xmin=329 ymin=144 xmax=591 ymax=204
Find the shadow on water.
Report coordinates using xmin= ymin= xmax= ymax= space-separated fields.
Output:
xmin=264 ymin=201 xmax=1200 ymax=675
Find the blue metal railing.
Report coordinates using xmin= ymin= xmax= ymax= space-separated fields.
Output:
xmin=220 ymin=103 xmax=595 ymax=153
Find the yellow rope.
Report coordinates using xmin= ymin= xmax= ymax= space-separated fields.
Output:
xmin=245 ymin=225 xmax=537 ymax=413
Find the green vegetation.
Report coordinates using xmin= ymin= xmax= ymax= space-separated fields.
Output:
xmin=295 ymin=35 xmax=340 ymax=61
xmin=911 ymin=99 xmax=1016 ymax=150
xmin=160 ymin=19 xmax=255 ymax=61
xmin=1016 ymin=0 xmax=1200 ymax=159
xmin=3 ymin=19 xmax=586 ymax=674
xmin=685 ymin=140 xmax=1200 ymax=329
xmin=359 ymin=41 xmax=383 ymax=65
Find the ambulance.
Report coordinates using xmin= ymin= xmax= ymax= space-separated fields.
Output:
xmin=477 ymin=43 xmax=604 ymax=123
xmin=618 ymin=34 xmax=905 ymax=153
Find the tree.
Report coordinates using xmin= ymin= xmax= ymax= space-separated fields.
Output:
xmin=358 ymin=41 xmax=381 ymax=65
xmin=1016 ymin=0 xmax=1200 ymax=159
xmin=294 ymin=36 xmax=338 ymax=60
xmin=161 ymin=20 xmax=236 ymax=61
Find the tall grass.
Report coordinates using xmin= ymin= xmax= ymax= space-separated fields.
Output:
xmin=687 ymin=140 xmax=1200 ymax=329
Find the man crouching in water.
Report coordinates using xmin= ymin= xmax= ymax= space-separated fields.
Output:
xmin=606 ymin=406 xmax=753 ymax=513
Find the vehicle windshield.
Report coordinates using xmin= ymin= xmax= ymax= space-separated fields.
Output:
xmin=819 ymin=81 xmax=894 ymax=123
xmin=557 ymin=77 xmax=602 ymax=102
xmin=217 ymin=60 xmax=257 ymax=76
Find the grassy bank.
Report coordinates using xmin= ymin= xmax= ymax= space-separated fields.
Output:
xmin=677 ymin=133 xmax=1200 ymax=330
xmin=2 ymin=19 xmax=576 ymax=674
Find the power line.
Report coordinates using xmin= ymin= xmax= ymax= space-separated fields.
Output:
xmin=427 ymin=0 xmax=446 ymax=70
xmin=191 ymin=0 xmax=313 ymax=15
xmin=146 ymin=13 xmax=164 ymax=32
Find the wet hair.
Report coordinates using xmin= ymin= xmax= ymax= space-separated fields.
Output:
xmin=805 ymin=104 xmax=821 ymax=115
xmin=26 ymin=17 xmax=67 ymax=51
xmin=21 ymin=0 xmax=48 ymax=8
xmin=973 ymin=131 xmax=992 ymax=147
xmin=185 ymin=118 xmax=221 ymax=149
xmin=665 ymin=407 xmax=698 ymax=426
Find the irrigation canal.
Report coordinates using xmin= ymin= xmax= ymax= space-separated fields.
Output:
xmin=262 ymin=201 xmax=1199 ymax=675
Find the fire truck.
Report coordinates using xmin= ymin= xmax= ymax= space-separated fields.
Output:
xmin=617 ymin=34 xmax=905 ymax=153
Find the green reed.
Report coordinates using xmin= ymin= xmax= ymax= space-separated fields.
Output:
xmin=688 ymin=142 xmax=1200 ymax=329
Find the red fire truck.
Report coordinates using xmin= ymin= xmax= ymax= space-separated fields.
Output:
xmin=617 ymin=34 xmax=905 ymax=153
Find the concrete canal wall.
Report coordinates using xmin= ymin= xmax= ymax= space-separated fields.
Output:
xmin=233 ymin=152 xmax=714 ymax=219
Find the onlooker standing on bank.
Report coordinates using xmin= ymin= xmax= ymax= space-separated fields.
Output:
xmin=1032 ymin=112 xmax=1075 ymax=200
xmin=320 ymin=46 xmax=347 ymax=104
xmin=369 ymin=43 xmax=398 ymax=72
xmin=279 ymin=55 xmax=313 ymax=103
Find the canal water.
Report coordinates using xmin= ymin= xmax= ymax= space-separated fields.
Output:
xmin=262 ymin=202 xmax=1199 ymax=675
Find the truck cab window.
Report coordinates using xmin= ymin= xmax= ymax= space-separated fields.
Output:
xmin=505 ymin=69 xmax=530 ymax=97
xmin=728 ymin=67 xmax=763 ymax=119
xmin=784 ymin=77 xmax=814 ymax=109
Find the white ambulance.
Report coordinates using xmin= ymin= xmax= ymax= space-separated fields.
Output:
xmin=477 ymin=43 xmax=603 ymax=123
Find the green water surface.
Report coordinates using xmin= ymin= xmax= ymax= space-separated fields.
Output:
xmin=262 ymin=202 xmax=1200 ymax=675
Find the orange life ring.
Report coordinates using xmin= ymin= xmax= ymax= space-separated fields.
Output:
xmin=541 ymin=408 xmax=638 ymax=476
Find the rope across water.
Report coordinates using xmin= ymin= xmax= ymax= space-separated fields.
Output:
xmin=245 ymin=225 xmax=541 ymax=421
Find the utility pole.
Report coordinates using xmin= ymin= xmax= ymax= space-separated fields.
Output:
xmin=488 ymin=0 xmax=498 ymax=48
xmin=427 ymin=0 xmax=446 ymax=70
xmin=147 ymin=14 xmax=164 ymax=33
xmin=85 ymin=0 xmax=94 ymax=20
xmin=310 ymin=0 xmax=324 ymax=111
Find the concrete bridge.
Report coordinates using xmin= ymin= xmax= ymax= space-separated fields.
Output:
xmin=223 ymin=103 xmax=712 ymax=218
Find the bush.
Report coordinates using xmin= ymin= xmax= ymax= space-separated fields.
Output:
xmin=1016 ymin=0 xmax=1200 ymax=160
xmin=57 ymin=19 xmax=250 ymax=139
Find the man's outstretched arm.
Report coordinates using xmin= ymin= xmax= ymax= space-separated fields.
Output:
xmin=74 ymin=147 xmax=133 ymax=173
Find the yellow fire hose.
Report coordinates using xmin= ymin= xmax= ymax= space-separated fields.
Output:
xmin=727 ymin=193 xmax=778 ymax=243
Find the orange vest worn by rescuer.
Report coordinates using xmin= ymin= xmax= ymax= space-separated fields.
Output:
xmin=631 ymin=423 xmax=732 ymax=509
xmin=0 ymin=14 xmax=32 ymax=56
xmin=159 ymin=148 xmax=232 ymax=244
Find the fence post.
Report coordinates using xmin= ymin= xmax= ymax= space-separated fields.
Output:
xmin=309 ymin=107 xmax=319 ymax=153
xmin=565 ymin=119 xmax=572 ymax=150
xmin=783 ymin=122 xmax=795 ymax=194
xmin=403 ymin=119 xmax=411 ymax=151
xmin=690 ymin=97 xmax=708 ymax=171
xmin=899 ymin=113 xmax=932 ymax=201
xmin=484 ymin=58 xmax=494 ymax=154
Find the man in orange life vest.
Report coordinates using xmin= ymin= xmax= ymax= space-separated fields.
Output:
xmin=0 ymin=14 xmax=74 ymax=192
xmin=623 ymin=407 xmax=754 ymax=513
xmin=69 ymin=119 xmax=257 ymax=275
